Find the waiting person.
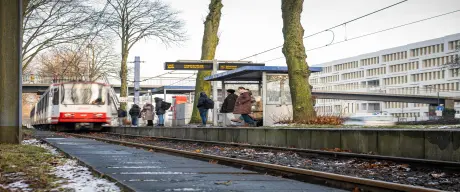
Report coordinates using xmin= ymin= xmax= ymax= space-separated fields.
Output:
xmin=141 ymin=101 xmax=155 ymax=126
xmin=129 ymin=104 xmax=141 ymax=127
xmin=117 ymin=108 xmax=127 ymax=127
xmin=220 ymin=89 xmax=238 ymax=126
xmin=233 ymin=87 xmax=257 ymax=127
xmin=197 ymin=92 xmax=213 ymax=127
xmin=154 ymin=97 xmax=166 ymax=126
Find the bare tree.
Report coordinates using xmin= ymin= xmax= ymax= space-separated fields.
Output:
xmin=37 ymin=37 xmax=119 ymax=81
xmin=447 ymin=45 xmax=460 ymax=67
xmin=104 ymin=0 xmax=185 ymax=110
xmin=22 ymin=0 xmax=99 ymax=72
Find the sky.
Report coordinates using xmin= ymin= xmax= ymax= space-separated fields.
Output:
xmin=126 ymin=0 xmax=460 ymax=78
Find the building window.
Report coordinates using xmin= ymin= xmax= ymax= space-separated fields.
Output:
xmin=410 ymin=43 xmax=444 ymax=57
xmin=382 ymin=51 xmax=407 ymax=62
xmin=360 ymin=57 xmax=379 ymax=66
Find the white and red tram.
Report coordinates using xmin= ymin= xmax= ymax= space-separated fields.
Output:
xmin=30 ymin=81 xmax=112 ymax=131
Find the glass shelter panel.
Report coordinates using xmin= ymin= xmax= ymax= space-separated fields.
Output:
xmin=266 ymin=74 xmax=292 ymax=105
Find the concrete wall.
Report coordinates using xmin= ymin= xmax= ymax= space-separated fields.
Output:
xmin=108 ymin=127 xmax=460 ymax=162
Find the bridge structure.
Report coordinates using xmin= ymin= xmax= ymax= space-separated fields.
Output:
xmin=21 ymin=73 xmax=196 ymax=94
xmin=203 ymin=66 xmax=460 ymax=108
xmin=22 ymin=73 xmax=460 ymax=106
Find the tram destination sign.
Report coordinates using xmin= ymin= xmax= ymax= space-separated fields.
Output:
xmin=164 ymin=61 xmax=265 ymax=70
xmin=218 ymin=63 xmax=265 ymax=70
xmin=164 ymin=62 xmax=213 ymax=70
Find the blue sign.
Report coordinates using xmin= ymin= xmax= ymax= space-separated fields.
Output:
xmin=436 ymin=106 xmax=444 ymax=111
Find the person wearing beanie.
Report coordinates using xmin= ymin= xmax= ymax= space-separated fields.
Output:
xmin=220 ymin=89 xmax=238 ymax=126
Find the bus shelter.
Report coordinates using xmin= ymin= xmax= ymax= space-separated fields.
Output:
xmin=205 ymin=66 xmax=322 ymax=126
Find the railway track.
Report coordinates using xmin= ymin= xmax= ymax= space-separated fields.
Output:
xmin=101 ymin=132 xmax=460 ymax=169
xmin=67 ymin=132 xmax=450 ymax=192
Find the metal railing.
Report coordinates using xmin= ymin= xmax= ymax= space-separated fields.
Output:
xmin=104 ymin=75 xmax=120 ymax=114
xmin=312 ymin=84 xmax=460 ymax=98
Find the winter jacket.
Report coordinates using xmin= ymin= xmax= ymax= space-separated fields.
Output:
xmin=141 ymin=103 xmax=155 ymax=120
xmin=220 ymin=93 xmax=238 ymax=113
xmin=117 ymin=109 xmax=127 ymax=118
xmin=233 ymin=91 xmax=252 ymax=115
xmin=154 ymin=97 xmax=166 ymax=115
xmin=129 ymin=104 xmax=141 ymax=117
xmin=196 ymin=92 xmax=208 ymax=110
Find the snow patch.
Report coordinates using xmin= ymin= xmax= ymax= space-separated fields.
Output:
xmin=53 ymin=160 xmax=120 ymax=192
xmin=20 ymin=139 xmax=120 ymax=192
xmin=22 ymin=139 xmax=59 ymax=155
xmin=0 ymin=180 xmax=32 ymax=192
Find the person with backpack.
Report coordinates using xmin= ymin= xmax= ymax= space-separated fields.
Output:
xmin=154 ymin=97 xmax=167 ymax=126
xmin=233 ymin=87 xmax=257 ymax=127
xmin=117 ymin=107 xmax=127 ymax=127
xmin=196 ymin=92 xmax=214 ymax=127
xmin=129 ymin=104 xmax=141 ymax=127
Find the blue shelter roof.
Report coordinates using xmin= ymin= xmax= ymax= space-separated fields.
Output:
xmin=204 ymin=66 xmax=322 ymax=81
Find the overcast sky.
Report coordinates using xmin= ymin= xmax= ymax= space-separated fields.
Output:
xmin=126 ymin=0 xmax=460 ymax=77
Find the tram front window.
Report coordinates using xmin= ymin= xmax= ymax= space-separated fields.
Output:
xmin=61 ymin=83 xmax=107 ymax=105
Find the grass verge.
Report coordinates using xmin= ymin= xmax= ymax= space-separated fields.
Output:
xmin=0 ymin=143 xmax=60 ymax=191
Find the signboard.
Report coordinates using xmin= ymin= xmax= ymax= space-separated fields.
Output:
xmin=164 ymin=62 xmax=213 ymax=70
xmin=436 ymin=110 xmax=443 ymax=117
xmin=218 ymin=63 xmax=265 ymax=70
xmin=119 ymin=97 xmax=128 ymax=103
xmin=436 ymin=105 xmax=444 ymax=111
xmin=164 ymin=61 xmax=265 ymax=71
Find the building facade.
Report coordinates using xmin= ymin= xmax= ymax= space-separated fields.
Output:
xmin=310 ymin=33 xmax=460 ymax=121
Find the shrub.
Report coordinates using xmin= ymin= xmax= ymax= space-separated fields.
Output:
xmin=275 ymin=115 xmax=344 ymax=125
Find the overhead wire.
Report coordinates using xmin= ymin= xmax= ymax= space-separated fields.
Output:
xmin=238 ymin=0 xmax=408 ymax=61
xmin=261 ymin=9 xmax=460 ymax=63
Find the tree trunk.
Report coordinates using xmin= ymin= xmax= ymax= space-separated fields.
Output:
xmin=190 ymin=0 xmax=223 ymax=124
xmin=120 ymin=48 xmax=128 ymax=111
xmin=0 ymin=0 xmax=22 ymax=144
xmin=281 ymin=0 xmax=316 ymax=122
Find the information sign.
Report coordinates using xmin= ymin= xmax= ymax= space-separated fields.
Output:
xmin=218 ymin=63 xmax=265 ymax=70
xmin=164 ymin=62 xmax=213 ymax=70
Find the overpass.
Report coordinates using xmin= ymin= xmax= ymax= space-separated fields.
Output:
xmin=311 ymin=91 xmax=460 ymax=105
xmin=22 ymin=74 xmax=460 ymax=106
xmin=21 ymin=74 xmax=195 ymax=94
xmin=203 ymin=66 xmax=460 ymax=108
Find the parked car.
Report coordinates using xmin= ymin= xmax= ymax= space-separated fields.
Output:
xmin=343 ymin=112 xmax=396 ymax=126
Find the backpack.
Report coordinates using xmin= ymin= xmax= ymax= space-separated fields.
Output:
xmin=161 ymin=101 xmax=172 ymax=110
xmin=204 ymin=98 xmax=214 ymax=109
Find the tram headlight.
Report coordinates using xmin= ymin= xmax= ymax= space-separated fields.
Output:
xmin=63 ymin=113 xmax=74 ymax=118
xmin=94 ymin=113 xmax=103 ymax=118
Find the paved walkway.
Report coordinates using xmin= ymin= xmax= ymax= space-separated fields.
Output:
xmin=42 ymin=134 xmax=345 ymax=192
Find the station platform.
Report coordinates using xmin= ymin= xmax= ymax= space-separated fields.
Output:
xmin=42 ymin=134 xmax=344 ymax=191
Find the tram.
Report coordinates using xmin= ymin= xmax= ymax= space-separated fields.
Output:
xmin=30 ymin=81 xmax=112 ymax=131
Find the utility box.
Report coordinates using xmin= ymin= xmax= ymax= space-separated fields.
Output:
xmin=174 ymin=103 xmax=193 ymax=126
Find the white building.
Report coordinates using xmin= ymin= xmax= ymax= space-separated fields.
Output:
xmin=310 ymin=33 xmax=460 ymax=121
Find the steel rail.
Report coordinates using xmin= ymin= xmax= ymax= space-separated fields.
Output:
xmin=69 ymin=133 xmax=443 ymax=192
xmin=103 ymin=132 xmax=460 ymax=168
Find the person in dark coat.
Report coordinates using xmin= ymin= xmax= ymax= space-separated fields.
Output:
xmin=129 ymin=104 xmax=141 ymax=127
xmin=154 ymin=97 xmax=166 ymax=126
xmin=117 ymin=108 xmax=127 ymax=127
xmin=220 ymin=89 xmax=238 ymax=126
xmin=233 ymin=87 xmax=256 ymax=127
xmin=196 ymin=92 xmax=209 ymax=127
